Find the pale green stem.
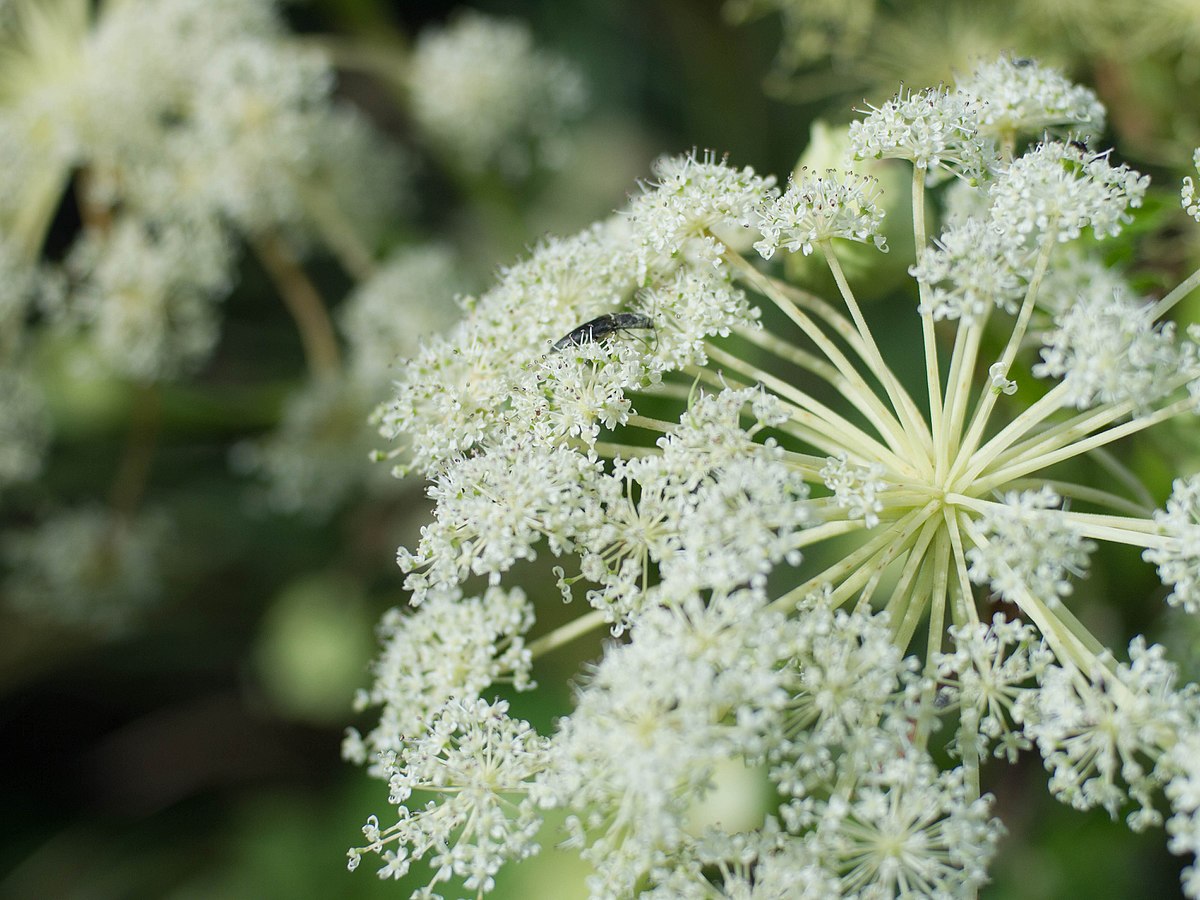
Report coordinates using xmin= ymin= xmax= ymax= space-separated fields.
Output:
xmin=705 ymin=342 xmax=917 ymax=475
xmin=748 ymin=257 xmax=921 ymax=416
xmin=1087 ymin=447 xmax=1157 ymax=513
xmin=590 ymin=440 xmax=656 ymax=459
xmin=953 ymin=236 xmax=1055 ymax=469
xmin=982 ymin=398 xmax=1143 ymax=478
xmin=952 ymin=380 xmax=1073 ymax=489
xmin=781 ymin=450 xmax=836 ymax=480
xmin=1003 ymin=477 xmax=1152 ymax=518
xmin=733 ymin=322 xmax=841 ymax=382
xmin=632 ymin=380 xmax=695 ymax=402
xmin=1051 ymin=509 xmax=1165 ymax=534
xmin=1150 ymin=263 xmax=1200 ymax=321
xmin=254 ymin=234 xmax=342 ymax=377
xmin=724 ymin=252 xmax=917 ymax=457
xmin=625 ymin=413 xmax=676 ymax=434
xmin=966 ymin=369 xmax=1193 ymax=494
xmin=914 ymin=529 xmax=951 ymax=748
xmin=822 ymin=241 xmax=933 ymax=458
xmin=301 ymin=184 xmax=377 ymax=281
xmin=977 ymin=397 xmax=1193 ymax=492
xmin=1068 ymin=521 xmax=1172 ymax=549
xmin=943 ymin=506 xmax=981 ymax=629
xmin=527 ymin=609 xmax=607 ymax=657
xmin=784 ymin=518 xmax=867 ymax=550
xmin=940 ymin=315 xmax=985 ymax=473
xmin=769 ymin=504 xmax=936 ymax=613
xmin=683 ymin=362 xmax=751 ymax=393
xmin=949 ymin=493 xmax=1168 ymax=549
xmin=725 ymin=249 xmax=871 ymax=360
xmin=735 ymin=323 xmax=912 ymax=452
xmin=891 ymin=523 xmax=940 ymax=648
xmin=844 ymin=508 xmax=936 ymax=614
xmin=960 ymin=705 xmax=983 ymax=808
xmin=10 ymin=162 xmax=69 ymax=263
xmin=1038 ymin=591 xmax=1109 ymax=659
xmin=854 ymin=515 xmax=933 ymax=613
xmin=912 ymin=168 xmax=947 ymax=480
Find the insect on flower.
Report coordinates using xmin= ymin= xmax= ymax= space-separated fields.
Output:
xmin=551 ymin=312 xmax=654 ymax=351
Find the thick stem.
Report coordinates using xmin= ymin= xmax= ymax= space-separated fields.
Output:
xmin=301 ymin=185 xmax=378 ymax=282
xmin=952 ymin=381 xmax=1072 ymax=489
xmin=254 ymin=234 xmax=342 ymax=377
xmin=109 ymin=383 xmax=161 ymax=521
xmin=769 ymin=504 xmax=936 ymax=613
xmin=1150 ymin=263 xmax=1200 ymax=321
xmin=527 ymin=609 xmax=607 ymax=657
xmin=912 ymin=169 xmax=947 ymax=480
xmin=943 ymin=506 xmax=981 ymax=629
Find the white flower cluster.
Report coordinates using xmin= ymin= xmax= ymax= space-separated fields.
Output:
xmin=351 ymin=56 xmax=1200 ymax=899
xmin=934 ymin=615 xmax=1053 ymax=763
xmin=66 ymin=218 xmax=230 ymax=380
xmin=1185 ymin=149 xmax=1200 ymax=223
xmin=988 ymin=141 xmax=1148 ymax=245
xmin=533 ymin=592 xmax=794 ymax=897
xmin=910 ymin=216 xmax=1026 ymax=322
xmin=1034 ymin=281 xmax=1179 ymax=410
xmin=349 ymin=697 xmax=549 ymax=894
xmin=956 ymin=55 xmax=1105 ymax=141
xmin=338 ymin=245 xmax=466 ymax=392
xmin=1019 ymin=637 xmax=1196 ymax=829
xmin=1166 ymin=729 xmax=1200 ymax=898
xmin=631 ymin=150 xmax=775 ymax=267
xmin=849 ymin=86 xmax=990 ymax=180
xmin=755 ymin=168 xmax=887 ymax=258
xmin=819 ymin=452 xmax=887 ymax=527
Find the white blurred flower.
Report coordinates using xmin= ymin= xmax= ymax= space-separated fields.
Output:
xmin=2 ymin=504 xmax=169 ymax=635
xmin=0 ymin=365 xmax=50 ymax=486
xmin=338 ymin=244 xmax=466 ymax=391
xmin=406 ymin=11 xmax=586 ymax=178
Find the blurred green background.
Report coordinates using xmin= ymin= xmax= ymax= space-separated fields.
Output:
xmin=2 ymin=0 xmax=1198 ymax=897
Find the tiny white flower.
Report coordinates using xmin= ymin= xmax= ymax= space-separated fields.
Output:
xmin=988 ymin=362 xmax=1017 ymax=395
xmin=820 ymin=452 xmax=887 ymax=528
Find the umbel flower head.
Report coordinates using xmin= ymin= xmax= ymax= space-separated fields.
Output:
xmin=350 ymin=59 xmax=1200 ymax=898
